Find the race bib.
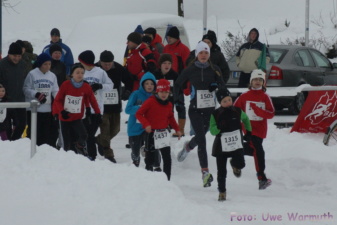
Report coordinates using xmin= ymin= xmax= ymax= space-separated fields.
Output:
xmin=196 ymin=90 xmax=215 ymax=108
xmin=154 ymin=129 xmax=170 ymax=149
xmin=36 ymin=87 xmax=51 ymax=104
xmin=0 ymin=108 xmax=6 ymax=123
xmin=246 ymin=101 xmax=265 ymax=121
xmin=103 ymin=89 xmax=119 ymax=105
xmin=64 ymin=95 xmax=83 ymax=113
xmin=220 ymin=130 xmax=243 ymax=152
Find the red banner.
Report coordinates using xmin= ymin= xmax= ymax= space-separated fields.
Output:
xmin=291 ymin=91 xmax=337 ymax=133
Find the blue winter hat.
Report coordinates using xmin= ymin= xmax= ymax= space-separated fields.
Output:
xmin=36 ymin=53 xmax=52 ymax=67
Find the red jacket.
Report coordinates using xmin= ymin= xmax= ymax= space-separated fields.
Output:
xmin=163 ymin=40 xmax=190 ymax=74
xmin=126 ymin=43 xmax=156 ymax=91
xmin=234 ymin=89 xmax=274 ymax=139
xmin=136 ymin=95 xmax=179 ymax=132
xmin=53 ymin=80 xmax=100 ymax=121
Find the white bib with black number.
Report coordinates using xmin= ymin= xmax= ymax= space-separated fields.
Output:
xmin=0 ymin=108 xmax=7 ymax=123
xmin=196 ymin=90 xmax=215 ymax=108
xmin=64 ymin=95 xmax=83 ymax=113
xmin=220 ymin=129 xmax=242 ymax=152
xmin=36 ymin=88 xmax=51 ymax=104
xmin=104 ymin=89 xmax=119 ymax=105
xmin=154 ymin=129 xmax=170 ymax=149
xmin=246 ymin=101 xmax=265 ymax=121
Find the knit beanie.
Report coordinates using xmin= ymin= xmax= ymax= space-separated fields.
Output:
xmin=35 ymin=53 xmax=52 ymax=67
xmin=100 ymin=50 xmax=114 ymax=62
xmin=158 ymin=53 xmax=172 ymax=65
xmin=202 ymin=30 xmax=217 ymax=46
xmin=142 ymin=35 xmax=152 ymax=45
xmin=144 ymin=27 xmax=157 ymax=37
xmin=50 ymin=28 xmax=60 ymax=37
xmin=15 ymin=40 xmax=25 ymax=49
xmin=127 ymin=32 xmax=142 ymax=45
xmin=195 ymin=41 xmax=210 ymax=57
xmin=70 ymin=63 xmax=85 ymax=75
xmin=167 ymin=26 xmax=180 ymax=39
xmin=8 ymin=42 xmax=23 ymax=55
xmin=156 ymin=79 xmax=171 ymax=93
xmin=250 ymin=69 xmax=265 ymax=83
xmin=49 ymin=44 xmax=62 ymax=55
xmin=78 ymin=50 xmax=95 ymax=66
xmin=216 ymin=87 xmax=231 ymax=103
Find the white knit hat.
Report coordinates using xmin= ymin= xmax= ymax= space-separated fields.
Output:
xmin=195 ymin=41 xmax=210 ymax=57
xmin=250 ymin=69 xmax=266 ymax=83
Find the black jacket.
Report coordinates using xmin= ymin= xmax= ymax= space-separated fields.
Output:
xmin=186 ymin=46 xmax=230 ymax=83
xmin=0 ymin=57 xmax=26 ymax=102
xmin=51 ymin=59 xmax=67 ymax=87
xmin=97 ymin=61 xmax=133 ymax=113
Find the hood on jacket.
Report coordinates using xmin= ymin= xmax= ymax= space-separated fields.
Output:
xmin=248 ymin=28 xmax=259 ymax=43
xmin=139 ymin=72 xmax=156 ymax=94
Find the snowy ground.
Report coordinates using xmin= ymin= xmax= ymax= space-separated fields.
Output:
xmin=1 ymin=0 xmax=337 ymax=224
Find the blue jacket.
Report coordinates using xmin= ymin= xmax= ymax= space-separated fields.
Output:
xmin=125 ymin=72 xmax=156 ymax=136
xmin=42 ymin=39 xmax=74 ymax=75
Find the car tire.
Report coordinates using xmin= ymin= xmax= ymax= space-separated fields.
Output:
xmin=289 ymin=92 xmax=306 ymax=115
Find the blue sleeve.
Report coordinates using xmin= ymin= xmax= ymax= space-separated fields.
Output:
xmin=63 ymin=45 xmax=74 ymax=75
xmin=125 ymin=92 xmax=140 ymax=115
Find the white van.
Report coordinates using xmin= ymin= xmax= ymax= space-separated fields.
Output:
xmin=66 ymin=13 xmax=190 ymax=64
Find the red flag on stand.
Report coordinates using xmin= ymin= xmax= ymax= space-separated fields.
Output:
xmin=291 ymin=91 xmax=337 ymax=133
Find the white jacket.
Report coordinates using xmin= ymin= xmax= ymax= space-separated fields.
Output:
xmin=23 ymin=68 xmax=59 ymax=112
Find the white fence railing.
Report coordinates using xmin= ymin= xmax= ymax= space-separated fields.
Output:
xmin=0 ymin=100 xmax=39 ymax=158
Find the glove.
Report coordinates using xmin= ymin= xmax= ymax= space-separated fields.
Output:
xmin=95 ymin=113 xmax=103 ymax=125
xmin=35 ymin=92 xmax=47 ymax=104
xmin=61 ymin=110 xmax=70 ymax=120
xmin=91 ymin=83 xmax=103 ymax=92
xmin=86 ymin=107 xmax=91 ymax=118
xmin=243 ymin=131 xmax=252 ymax=142
xmin=131 ymin=74 xmax=139 ymax=81
xmin=121 ymin=90 xmax=131 ymax=101
xmin=208 ymin=82 xmax=218 ymax=92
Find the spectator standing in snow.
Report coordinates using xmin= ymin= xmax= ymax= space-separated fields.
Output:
xmin=95 ymin=50 xmax=133 ymax=162
xmin=235 ymin=28 xmax=270 ymax=87
xmin=0 ymin=42 xmax=27 ymax=141
xmin=234 ymin=69 xmax=274 ymax=190
xmin=22 ymin=40 xmax=38 ymax=75
xmin=42 ymin=28 xmax=74 ymax=75
xmin=174 ymin=41 xmax=225 ymax=188
xmin=53 ymin=64 xmax=100 ymax=156
xmin=210 ymin=87 xmax=251 ymax=201
xmin=136 ymin=79 xmax=181 ymax=180
xmin=163 ymin=26 xmax=190 ymax=137
xmin=186 ymin=30 xmax=230 ymax=84
xmin=78 ymin=50 xmax=114 ymax=162
xmin=125 ymin=32 xmax=157 ymax=91
xmin=23 ymin=53 xmax=59 ymax=146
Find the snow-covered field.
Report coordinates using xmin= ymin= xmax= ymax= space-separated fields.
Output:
xmin=1 ymin=0 xmax=337 ymax=224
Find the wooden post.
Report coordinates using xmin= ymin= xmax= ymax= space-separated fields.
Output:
xmin=178 ymin=0 xmax=184 ymax=17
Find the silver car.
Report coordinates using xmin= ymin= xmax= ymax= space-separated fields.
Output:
xmin=227 ymin=44 xmax=337 ymax=114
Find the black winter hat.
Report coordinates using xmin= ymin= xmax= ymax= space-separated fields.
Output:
xmin=50 ymin=28 xmax=60 ymax=37
xmin=15 ymin=40 xmax=25 ymax=48
xmin=158 ymin=53 xmax=172 ymax=65
xmin=78 ymin=50 xmax=95 ymax=66
xmin=167 ymin=26 xmax=180 ymax=39
xmin=142 ymin=35 xmax=152 ymax=45
xmin=49 ymin=44 xmax=62 ymax=55
xmin=127 ymin=32 xmax=142 ymax=45
xmin=8 ymin=42 xmax=23 ymax=55
xmin=202 ymin=30 xmax=217 ymax=46
xmin=216 ymin=87 xmax=231 ymax=103
xmin=35 ymin=53 xmax=52 ymax=67
xmin=144 ymin=27 xmax=157 ymax=37
xmin=70 ymin=63 xmax=85 ymax=75
xmin=100 ymin=50 xmax=114 ymax=62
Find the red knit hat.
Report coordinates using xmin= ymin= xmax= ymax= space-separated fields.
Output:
xmin=156 ymin=79 xmax=171 ymax=92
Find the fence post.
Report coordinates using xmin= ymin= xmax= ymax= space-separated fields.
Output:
xmin=30 ymin=100 xmax=38 ymax=158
